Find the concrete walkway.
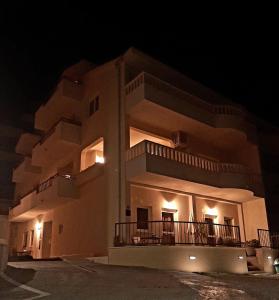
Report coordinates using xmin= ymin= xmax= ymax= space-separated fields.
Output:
xmin=1 ymin=260 xmax=279 ymax=299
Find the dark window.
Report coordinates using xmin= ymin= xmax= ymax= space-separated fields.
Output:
xmin=89 ymin=96 xmax=99 ymax=116
xmin=95 ymin=96 xmax=99 ymax=111
xmin=205 ymin=217 xmax=215 ymax=235
xmin=162 ymin=212 xmax=174 ymax=232
xmin=137 ymin=208 xmax=148 ymax=230
xmin=58 ymin=224 xmax=64 ymax=234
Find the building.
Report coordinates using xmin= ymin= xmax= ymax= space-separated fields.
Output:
xmin=8 ymin=48 xmax=273 ymax=273
xmin=0 ymin=115 xmax=34 ymax=270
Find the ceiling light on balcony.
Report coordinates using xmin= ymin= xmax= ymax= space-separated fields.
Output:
xmin=96 ymin=155 xmax=105 ymax=164
xmin=206 ymin=207 xmax=218 ymax=217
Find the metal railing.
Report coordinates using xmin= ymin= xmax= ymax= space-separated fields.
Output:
xmin=258 ymin=229 xmax=279 ymax=249
xmin=115 ymin=221 xmax=241 ymax=247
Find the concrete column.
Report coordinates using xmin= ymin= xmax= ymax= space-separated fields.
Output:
xmin=0 ymin=215 xmax=9 ymax=271
xmin=189 ymin=195 xmax=197 ymax=221
xmin=237 ymin=203 xmax=246 ymax=243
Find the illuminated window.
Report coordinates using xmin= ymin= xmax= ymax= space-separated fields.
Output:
xmin=80 ymin=138 xmax=104 ymax=171
xmin=89 ymin=96 xmax=99 ymax=116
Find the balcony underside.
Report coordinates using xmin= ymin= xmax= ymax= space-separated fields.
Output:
xmin=10 ymin=177 xmax=79 ymax=222
xmin=127 ymin=154 xmax=263 ymax=202
xmin=126 ymin=73 xmax=257 ymax=145
xmin=128 ymin=100 xmax=252 ymax=151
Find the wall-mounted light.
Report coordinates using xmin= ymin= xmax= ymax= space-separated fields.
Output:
xmin=267 ymin=256 xmax=272 ymax=260
xmin=238 ymin=255 xmax=244 ymax=260
xmin=163 ymin=200 xmax=177 ymax=211
xmin=96 ymin=155 xmax=105 ymax=164
xmin=206 ymin=207 xmax=218 ymax=217
xmin=35 ymin=222 xmax=42 ymax=231
xmin=189 ymin=256 xmax=196 ymax=260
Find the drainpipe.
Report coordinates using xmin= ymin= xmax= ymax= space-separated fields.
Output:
xmin=116 ymin=57 xmax=124 ymax=223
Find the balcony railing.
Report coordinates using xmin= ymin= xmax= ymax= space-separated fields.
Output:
xmin=125 ymin=72 xmax=246 ymax=118
xmin=34 ymin=117 xmax=81 ymax=147
xmin=115 ymin=221 xmax=241 ymax=247
xmin=128 ymin=140 xmax=256 ymax=175
xmin=258 ymin=229 xmax=279 ymax=249
xmin=14 ymin=174 xmax=74 ymax=205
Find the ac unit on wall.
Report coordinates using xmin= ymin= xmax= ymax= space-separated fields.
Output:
xmin=171 ymin=131 xmax=188 ymax=149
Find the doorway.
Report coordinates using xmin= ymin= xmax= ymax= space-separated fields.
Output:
xmin=42 ymin=221 xmax=52 ymax=258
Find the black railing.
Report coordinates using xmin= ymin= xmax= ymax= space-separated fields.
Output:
xmin=115 ymin=221 xmax=241 ymax=247
xmin=258 ymin=229 xmax=279 ymax=249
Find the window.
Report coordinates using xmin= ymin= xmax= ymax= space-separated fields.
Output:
xmin=205 ymin=217 xmax=215 ymax=236
xmin=58 ymin=224 xmax=64 ymax=234
xmin=162 ymin=212 xmax=174 ymax=232
xmin=137 ymin=208 xmax=149 ymax=230
xmin=30 ymin=230 xmax=34 ymax=247
xmin=23 ymin=231 xmax=28 ymax=248
xmin=89 ymin=96 xmax=99 ymax=116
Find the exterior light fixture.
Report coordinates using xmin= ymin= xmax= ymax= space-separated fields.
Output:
xmin=189 ymin=256 xmax=196 ymax=260
xmin=96 ymin=155 xmax=105 ymax=164
xmin=36 ymin=222 xmax=42 ymax=231
xmin=267 ymin=256 xmax=272 ymax=260
xmin=238 ymin=255 xmax=244 ymax=260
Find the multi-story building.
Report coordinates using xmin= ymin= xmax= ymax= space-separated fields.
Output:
xmin=8 ymin=48 xmax=273 ymax=273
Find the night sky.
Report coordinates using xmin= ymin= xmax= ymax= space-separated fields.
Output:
xmin=0 ymin=4 xmax=277 ymax=127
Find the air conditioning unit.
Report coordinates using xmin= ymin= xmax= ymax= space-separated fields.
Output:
xmin=171 ymin=131 xmax=188 ymax=149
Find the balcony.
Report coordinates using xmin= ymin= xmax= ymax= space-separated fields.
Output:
xmin=12 ymin=157 xmax=41 ymax=183
xmin=9 ymin=175 xmax=79 ymax=222
xmin=125 ymin=73 xmax=257 ymax=144
xmin=32 ymin=118 xmax=81 ymax=166
xmin=15 ymin=133 xmax=41 ymax=156
xmin=115 ymin=221 xmax=241 ymax=247
xmin=126 ymin=140 xmax=264 ymax=198
xmin=35 ymin=78 xmax=83 ymax=131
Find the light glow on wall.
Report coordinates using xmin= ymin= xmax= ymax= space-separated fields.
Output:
xmin=189 ymin=256 xmax=196 ymax=260
xmin=238 ymin=255 xmax=244 ymax=260
xmin=35 ymin=222 xmax=42 ymax=233
xmin=96 ymin=155 xmax=105 ymax=164
xmin=163 ymin=199 xmax=177 ymax=211
xmin=205 ymin=207 xmax=218 ymax=217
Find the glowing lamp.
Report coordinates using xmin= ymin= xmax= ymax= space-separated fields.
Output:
xmin=189 ymin=256 xmax=196 ymax=260
xmin=238 ymin=255 xmax=244 ymax=260
xmin=96 ymin=155 xmax=105 ymax=164
xmin=36 ymin=222 xmax=42 ymax=231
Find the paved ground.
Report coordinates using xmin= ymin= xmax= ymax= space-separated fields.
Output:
xmin=1 ymin=260 xmax=279 ymax=299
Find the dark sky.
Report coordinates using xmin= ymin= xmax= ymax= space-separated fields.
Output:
xmin=0 ymin=4 xmax=277 ymax=126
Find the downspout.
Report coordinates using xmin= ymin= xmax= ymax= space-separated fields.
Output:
xmin=116 ymin=57 xmax=124 ymax=223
